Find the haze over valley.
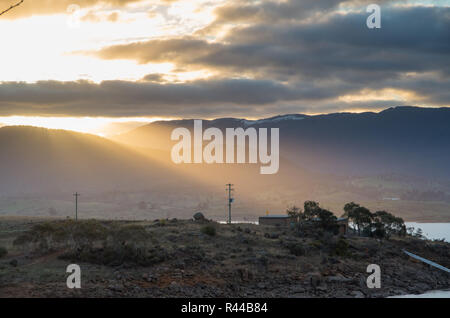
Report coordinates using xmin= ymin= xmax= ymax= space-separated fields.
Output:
xmin=1 ymin=106 xmax=449 ymax=222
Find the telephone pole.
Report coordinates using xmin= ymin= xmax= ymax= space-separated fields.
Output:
xmin=73 ymin=192 xmax=80 ymax=220
xmin=226 ymin=184 xmax=234 ymax=224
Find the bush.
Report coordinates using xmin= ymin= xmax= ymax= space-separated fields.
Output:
xmin=59 ymin=244 xmax=168 ymax=267
xmin=287 ymin=243 xmax=305 ymax=256
xmin=0 ymin=246 xmax=7 ymax=258
xmin=13 ymin=219 xmax=110 ymax=252
xmin=332 ymin=238 xmax=349 ymax=257
xmin=310 ymin=240 xmax=323 ymax=249
xmin=13 ymin=220 xmax=162 ymax=266
xmin=201 ymin=225 xmax=216 ymax=236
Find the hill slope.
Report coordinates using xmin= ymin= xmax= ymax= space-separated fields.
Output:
xmin=114 ymin=106 xmax=450 ymax=179
xmin=0 ymin=126 xmax=192 ymax=195
xmin=111 ymin=106 xmax=450 ymax=221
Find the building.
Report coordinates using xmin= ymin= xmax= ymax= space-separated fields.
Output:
xmin=259 ymin=214 xmax=349 ymax=234
xmin=336 ymin=217 xmax=349 ymax=235
xmin=258 ymin=215 xmax=295 ymax=226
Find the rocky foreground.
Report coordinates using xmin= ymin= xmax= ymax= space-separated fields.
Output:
xmin=0 ymin=217 xmax=449 ymax=298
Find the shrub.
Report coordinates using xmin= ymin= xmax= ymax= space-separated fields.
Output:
xmin=0 ymin=246 xmax=7 ymax=258
xmin=310 ymin=240 xmax=323 ymax=249
xmin=201 ymin=225 xmax=216 ymax=236
xmin=332 ymin=238 xmax=350 ymax=257
xmin=13 ymin=219 xmax=110 ymax=252
xmin=13 ymin=220 xmax=160 ymax=267
xmin=287 ymin=243 xmax=305 ymax=256
xmin=59 ymin=244 xmax=168 ymax=267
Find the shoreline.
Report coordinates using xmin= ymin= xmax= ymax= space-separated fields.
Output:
xmin=389 ymin=289 xmax=450 ymax=298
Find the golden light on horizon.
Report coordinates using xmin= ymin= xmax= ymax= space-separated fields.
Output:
xmin=0 ymin=116 xmax=177 ymax=135
xmin=338 ymin=88 xmax=425 ymax=103
xmin=0 ymin=2 xmax=216 ymax=83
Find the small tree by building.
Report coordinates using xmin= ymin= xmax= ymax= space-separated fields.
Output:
xmin=286 ymin=205 xmax=303 ymax=233
xmin=316 ymin=208 xmax=338 ymax=232
xmin=342 ymin=203 xmax=373 ymax=236
xmin=303 ymin=201 xmax=320 ymax=220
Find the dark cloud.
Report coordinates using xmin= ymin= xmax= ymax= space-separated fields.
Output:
xmin=0 ymin=78 xmax=317 ymax=117
xmin=1 ymin=0 xmax=449 ymax=118
xmin=141 ymin=73 xmax=166 ymax=82
xmin=205 ymin=0 xmax=396 ymax=28
xmin=94 ymin=37 xmax=218 ymax=65
xmin=84 ymin=5 xmax=450 ymax=108
xmin=0 ymin=73 xmax=447 ymax=117
xmin=93 ymin=6 xmax=450 ymax=77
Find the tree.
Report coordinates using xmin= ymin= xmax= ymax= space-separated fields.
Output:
xmin=342 ymin=202 xmax=360 ymax=218
xmin=286 ymin=205 xmax=304 ymax=233
xmin=0 ymin=1 xmax=24 ymax=17
xmin=414 ymin=228 xmax=424 ymax=239
xmin=316 ymin=208 xmax=338 ymax=232
xmin=286 ymin=205 xmax=302 ymax=220
xmin=343 ymin=202 xmax=373 ymax=236
xmin=297 ymin=201 xmax=339 ymax=233
xmin=303 ymin=200 xmax=320 ymax=220
xmin=372 ymin=210 xmax=405 ymax=239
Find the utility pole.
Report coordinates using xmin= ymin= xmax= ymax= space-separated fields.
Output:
xmin=226 ymin=184 xmax=234 ymax=224
xmin=73 ymin=192 xmax=80 ymax=220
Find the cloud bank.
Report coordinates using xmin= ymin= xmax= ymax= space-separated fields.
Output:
xmin=0 ymin=0 xmax=449 ymax=117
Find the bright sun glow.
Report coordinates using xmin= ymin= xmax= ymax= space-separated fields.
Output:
xmin=0 ymin=116 xmax=176 ymax=136
xmin=338 ymin=88 xmax=425 ymax=103
xmin=0 ymin=0 xmax=219 ymax=83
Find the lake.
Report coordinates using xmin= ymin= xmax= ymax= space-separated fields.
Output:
xmin=405 ymin=222 xmax=450 ymax=242
xmin=392 ymin=222 xmax=450 ymax=298
xmin=390 ymin=290 xmax=450 ymax=298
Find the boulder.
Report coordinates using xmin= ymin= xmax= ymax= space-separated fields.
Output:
xmin=326 ymin=275 xmax=353 ymax=283
xmin=308 ymin=273 xmax=322 ymax=288
xmin=193 ymin=212 xmax=206 ymax=221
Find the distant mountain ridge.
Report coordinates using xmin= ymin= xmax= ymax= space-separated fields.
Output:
xmin=114 ymin=106 xmax=450 ymax=180
xmin=0 ymin=126 xmax=193 ymax=195
xmin=1 ymin=107 xmax=450 ymax=221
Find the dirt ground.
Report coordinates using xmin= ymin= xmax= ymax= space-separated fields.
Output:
xmin=0 ymin=216 xmax=449 ymax=298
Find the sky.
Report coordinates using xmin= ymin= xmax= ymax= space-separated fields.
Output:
xmin=0 ymin=0 xmax=449 ymax=134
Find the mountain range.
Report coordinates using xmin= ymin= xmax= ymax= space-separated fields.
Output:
xmin=1 ymin=106 xmax=449 ymax=221
xmin=115 ymin=106 xmax=450 ymax=179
